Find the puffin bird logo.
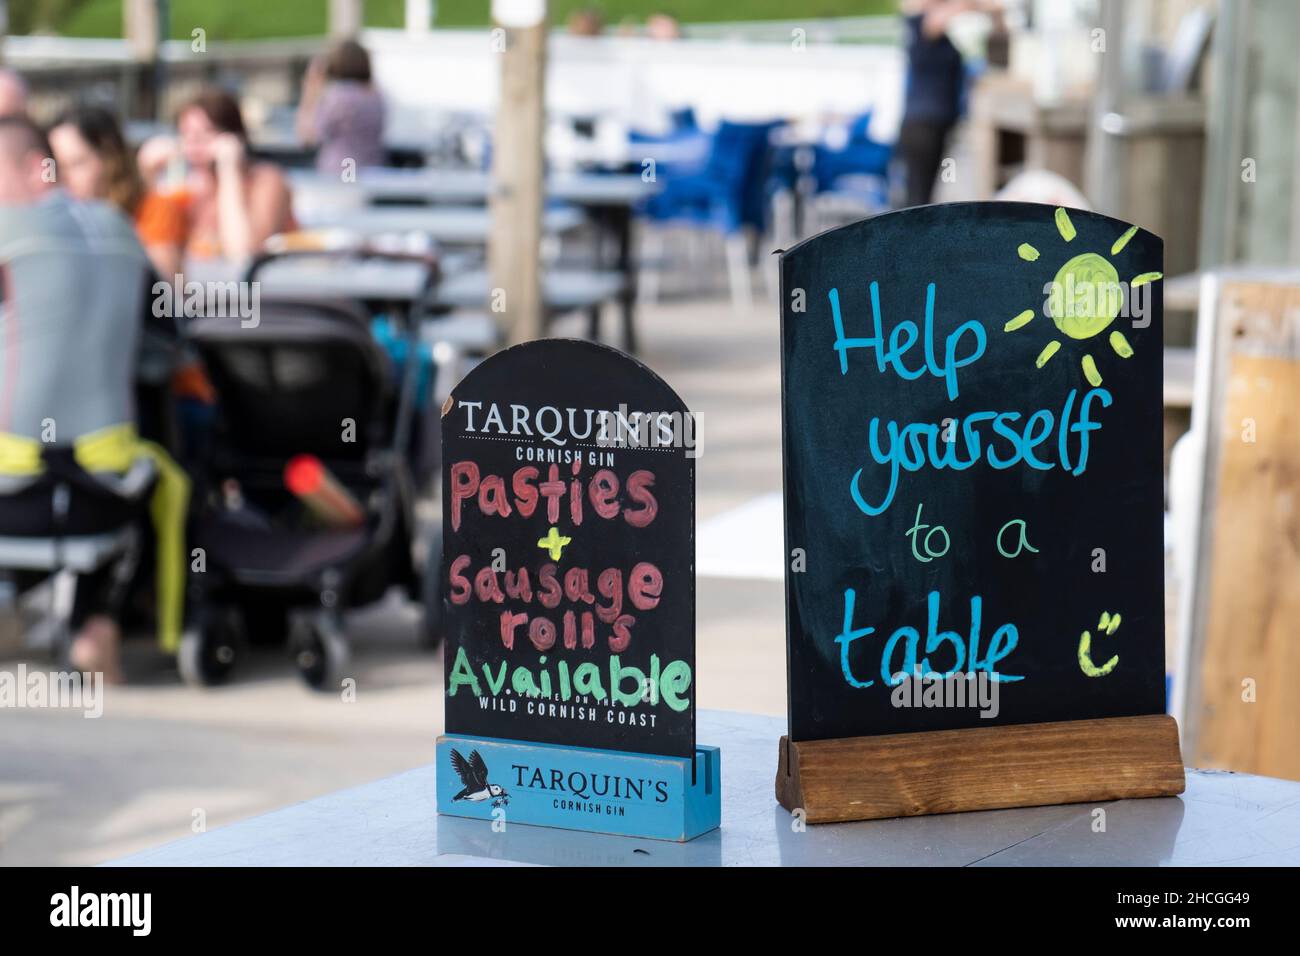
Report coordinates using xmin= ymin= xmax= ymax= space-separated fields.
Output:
xmin=450 ymin=748 xmax=509 ymax=807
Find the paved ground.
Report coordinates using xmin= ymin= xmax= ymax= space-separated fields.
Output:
xmin=0 ymin=293 xmax=789 ymax=866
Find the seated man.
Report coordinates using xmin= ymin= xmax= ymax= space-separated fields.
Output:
xmin=0 ymin=115 xmax=186 ymax=681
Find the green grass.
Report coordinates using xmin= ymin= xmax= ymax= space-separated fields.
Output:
xmin=18 ymin=0 xmax=895 ymax=40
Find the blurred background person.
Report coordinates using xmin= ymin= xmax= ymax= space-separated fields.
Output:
xmin=0 ymin=115 xmax=158 ymax=683
xmin=48 ymin=106 xmax=186 ymax=278
xmin=295 ymin=39 xmax=387 ymax=176
xmin=896 ymin=0 xmax=981 ymax=206
xmin=140 ymin=87 xmax=294 ymax=268
xmin=0 ymin=67 xmax=27 ymax=117
xmin=567 ymin=7 xmax=606 ymax=36
xmin=175 ymin=87 xmax=294 ymax=265
xmin=646 ymin=12 xmax=682 ymax=40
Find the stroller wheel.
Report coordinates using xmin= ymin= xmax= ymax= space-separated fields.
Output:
xmin=292 ymin=618 xmax=350 ymax=691
xmin=177 ymin=618 xmax=239 ymax=687
xmin=419 ymin=525 xmax=444 ymax=650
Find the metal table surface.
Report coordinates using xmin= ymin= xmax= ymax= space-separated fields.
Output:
xmin=107 ymin=711 xmax=1300 ymax=867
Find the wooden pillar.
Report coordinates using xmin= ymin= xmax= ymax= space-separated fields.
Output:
xmin=123 ymin=0 xmax=165 ymax=120
xmin=329 ymin=0 xmax=363 ymax=38
xmin=488 ymin=1 xmax=547 ymax=345
xmin=124 ymin=0 xmax=162 ymax=62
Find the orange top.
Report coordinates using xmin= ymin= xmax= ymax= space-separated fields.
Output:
xmin=172 ymin=164 xmax=298 ymax=261
xmin=133 ymin=190 xmax=187 ymax=249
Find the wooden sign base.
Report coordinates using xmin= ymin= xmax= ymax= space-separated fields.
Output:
xmin=438 ymin=734 xmax=721 ymax=842
xmin=776 ymin=714 xmax=1184 ymax=824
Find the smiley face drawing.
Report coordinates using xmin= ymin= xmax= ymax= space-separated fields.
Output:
xmin=1078 ymin=610 xmax=1122 ymax=678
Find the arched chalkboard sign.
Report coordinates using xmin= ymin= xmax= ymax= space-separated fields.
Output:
xmin=779 ymin=202 xmax=1170 ymax=742
xmin=441 ymin=339 xmax=696 ymax=758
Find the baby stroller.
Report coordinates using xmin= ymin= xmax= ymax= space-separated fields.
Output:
xmin=181 ymin=292 xmax=435 ymax=689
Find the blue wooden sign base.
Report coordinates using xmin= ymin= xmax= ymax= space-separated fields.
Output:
xmin=436 ymin=734 xmax=721 ymax=842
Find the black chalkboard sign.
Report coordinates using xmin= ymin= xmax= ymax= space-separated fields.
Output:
xmin=781 ymin=203 xmax=1165 ymax=742
xmin=441 ymin=339 xmax=696 ymax=758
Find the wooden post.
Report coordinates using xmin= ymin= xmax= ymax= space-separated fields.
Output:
xmin=123 ymin=0 xmax=165 ymax=120
xmin=488 ymin=0 xmax=547 ymax=345
xmin=124 ymin=0 xmax=162 ymax=62
xmin=328 ymin=0 xmax=363 ymax=38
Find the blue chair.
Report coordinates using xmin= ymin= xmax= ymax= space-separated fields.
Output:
xmin=627 ymin=113 xmax=711 ymax=182
xmin=638 ymin=119 xmax=783 ymax=309
xmin=812 ymin=113 xmax=892 ymax=190
xmin=764 ymin=110 xmax=892 ymax=247
xmin=813 ymin=112 xmax=893 ymax=228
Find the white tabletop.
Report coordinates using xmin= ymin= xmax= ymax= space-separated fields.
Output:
xmin=291 ymin=169 xmax=661 ymax=208
xmin=254 ymin=257 xmax=438 ymax=303
xmin=435 ymin=268 xmax=625 ymax=310
xmin=107 ymin=710 xmax=1300 ymax=867
xmin=294 ymin=205 xmax=586 ymax=244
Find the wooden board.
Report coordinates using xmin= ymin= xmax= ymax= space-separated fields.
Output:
xmin=1183 ymin=281 xmax=1300 ymax=778
xmin=777 ymin=714 xmax=1184 ymax=824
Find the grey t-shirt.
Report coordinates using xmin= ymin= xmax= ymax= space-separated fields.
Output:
xmin=0 ymin=190 xmax=148 ymax=444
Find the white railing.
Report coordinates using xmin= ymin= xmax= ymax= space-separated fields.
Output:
xmin=366 ymin=27 xmax=904 ymax=142
xmin=4 ymin=22 xmax=906 ymax=142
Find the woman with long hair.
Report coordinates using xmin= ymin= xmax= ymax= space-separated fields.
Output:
xmin=48 ymin=105 xmax=185 ymax=277
xmin=136 ymin=87 xmax=294 ymax=266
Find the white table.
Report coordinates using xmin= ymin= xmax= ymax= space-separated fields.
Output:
xmin=293 ymin=205 xmax=586 ymax=245
xmin=108 ymin=711 xmax=1300 ymax=867
xmin=253 ymin=257 xmax=442 ymax=304
xmin=434 ymin=267 xmax=625 ymax=312
xmin=290 ymin=169 xmax=660 ymax=209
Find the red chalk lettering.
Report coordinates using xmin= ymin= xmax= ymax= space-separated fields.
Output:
xmin=449 ymin=554 xmax=472 ymax=604
xmin=512 ymin=466 xmax=539 ymax=517
xmin=449 ymin=461 xmax=480 ymax=531
xmin=629 ymin=562 xmax=663 ymax=611
xmin=623 ymin=470 xmax=658 ymax=527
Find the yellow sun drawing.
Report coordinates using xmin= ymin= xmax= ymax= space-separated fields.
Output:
xmin=1004 ymin=208 xmax=1162 ymax=387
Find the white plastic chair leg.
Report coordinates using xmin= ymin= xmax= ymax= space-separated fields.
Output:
xmin=25 ymin=568 xmax=76 ymax=654
xmin=637 ymin=228 xmax=664 ymax=305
